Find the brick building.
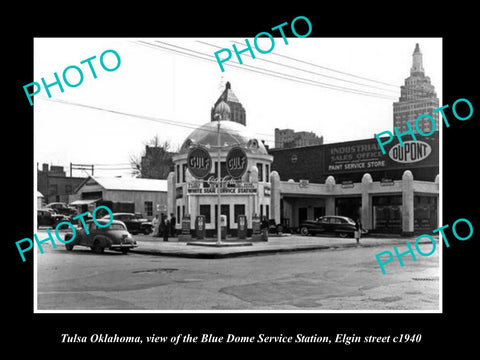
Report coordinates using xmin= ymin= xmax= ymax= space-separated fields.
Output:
xmin=274 ymin=128 xmax=323 ymax=148
xmin=37 ymin=163 xmax=85 ymax=205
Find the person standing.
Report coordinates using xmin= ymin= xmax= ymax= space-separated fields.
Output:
xmin=170 ymin=213 xmax=176 ymax=237
xmin=159 ymin=214 xmax=166 ymax=239
xmin=355 ymin=218 xmax=361 ymax=245
xmin=260 ymin=216 xmax=269 ymax=241
xmin=152 ymin=214 xmax=159 ymax=237
xmin=162 ymin=215 xmax=169 ymax=242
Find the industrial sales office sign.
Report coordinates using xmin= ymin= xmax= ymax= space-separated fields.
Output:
xmin=324 ymin=136 xmax=439 ymax=174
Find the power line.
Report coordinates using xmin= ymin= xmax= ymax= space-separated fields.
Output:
xmin=213 ymin=39 xmax=436 ymax=99
xmin=197 ymin=40 xmax=399 ymax=94
xmin=37 ymin=96 xmax=276 ymax=142
xmin=229 ymin=40 xmax=399 ymax=88
xmin=136 ymin=40 xmax=397 ymax=101
xmin=228 ymin=40 xmax=437 ymax=99
xmin=152 ymin=40 xmax=398 ymax=100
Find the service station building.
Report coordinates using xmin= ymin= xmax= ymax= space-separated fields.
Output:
xmin=166 ymin=83 xmax=439 ymax=237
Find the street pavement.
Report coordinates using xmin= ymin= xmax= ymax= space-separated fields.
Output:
xmin=35 ymin=231 xmax=440 ymax=311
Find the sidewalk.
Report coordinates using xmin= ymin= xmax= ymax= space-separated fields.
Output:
xmin=130 ymin=234 xmax=431 ymax=259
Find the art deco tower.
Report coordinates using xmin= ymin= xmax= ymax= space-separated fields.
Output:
xmin=393 ymin=44 xmax=439 ymax=135
xmin=211 ymin=81 xmax=246 ymax=126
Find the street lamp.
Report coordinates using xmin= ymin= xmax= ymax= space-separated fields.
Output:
xmin=216 ymin=113 xmax=222 ymax=245
xmin=213 ymin=100 xmax=231 ymax=245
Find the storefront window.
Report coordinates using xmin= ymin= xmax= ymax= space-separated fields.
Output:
xmin=414 ymin=195 xmax=438 ymax=231
xmin=144 ymin=201 xmax=153 ymax=217
xmin=234 ymin=204 xmax=245 ymax=223
xmin=257 ymin=163 xmax=263 ymax=182
xmin=182 ymin=163 xmax=187 ymax=183
xmin=200 ymin=204 xmax=211 ymax=223
xmin=372 ymin=195 xmax=402 ymax=232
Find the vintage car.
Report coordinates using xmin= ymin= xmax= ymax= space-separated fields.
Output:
xmin=299 ymin=215 xmax=357 ymax=238
xmin=37 ymin=208 xmax=72 ymax=228
xmin=45 ymin=202 xmax=77 ymax=216
xmin=101 ymin=213 xmax=152 ymax=235
xmin=64 ymin=219 xmax=137 ymax=254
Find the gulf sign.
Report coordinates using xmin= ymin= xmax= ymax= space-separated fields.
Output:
xmin=187 ymin=147 xmax=212 ymax=178
xmin=388 ymin=140 xmax=431 ymax=164
xmin=226 ymin=147 xmax=248 ymax=178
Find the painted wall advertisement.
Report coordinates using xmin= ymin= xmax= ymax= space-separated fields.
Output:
xmin=324 ymin=136 xmax=439 ymax=174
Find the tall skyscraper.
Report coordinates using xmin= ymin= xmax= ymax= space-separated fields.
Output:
xmin=393 ymin=44 xmax=439 ymax=135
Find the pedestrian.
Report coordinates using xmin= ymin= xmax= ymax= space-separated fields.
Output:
xmin=355 ymin=218 xmax=361 ymax=245
xmin=170 ymin=213 xmax=176 ymax=237
xmin=152 ymin=214 xmax=159 ymax=237
xmin=158 ymin=214 xmax=166 ymax=239
xmin=260 ymin=216 xmax=269 ymax=241
xmin=163 ymin=216 xmax=170 ymax=242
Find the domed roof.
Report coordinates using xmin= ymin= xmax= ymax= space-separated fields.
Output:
xmin=179 ymin=120 xmax=268 ymax=156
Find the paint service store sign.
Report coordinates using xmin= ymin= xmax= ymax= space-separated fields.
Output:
xmin=324 ymin=136 xmax=438 ymax=173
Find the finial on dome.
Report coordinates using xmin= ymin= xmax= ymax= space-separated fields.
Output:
xmin=214 ymin=100 xmax=231 ymax=120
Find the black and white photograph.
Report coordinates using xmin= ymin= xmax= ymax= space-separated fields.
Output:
xmin=32 ymin=37 xmax=442 ymax=312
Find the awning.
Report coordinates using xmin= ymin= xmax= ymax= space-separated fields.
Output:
xmin=69 ymin=198 xmax=101 ymax=206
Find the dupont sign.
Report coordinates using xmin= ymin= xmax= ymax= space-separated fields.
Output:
xmin=388 ymin=140 xmax=432 ymax=164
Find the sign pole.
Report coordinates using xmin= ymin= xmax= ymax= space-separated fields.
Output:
xmin=217 ymin=118 xmax=222 ymax=245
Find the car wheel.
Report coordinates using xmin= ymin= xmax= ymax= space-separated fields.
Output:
xmin=65 ymin=243 xmax=74 ymax=251
xmin=92 ymin=240 xmax=104 ymax=254
xmin=339 ymin=232 xmax=348 ymax=238
xmin=143 ymin=229 xmax=151 ymax=235
xmin=300 ymin=227 xmax=309 ymax=236
xmin=121 ymin=248 xmax=129 ymax=254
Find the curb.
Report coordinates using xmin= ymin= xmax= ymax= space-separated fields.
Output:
xmin=130 ymin=244 xmax=332 ymax=259
xmin=129 ymin=236 xmax=437 ymax=259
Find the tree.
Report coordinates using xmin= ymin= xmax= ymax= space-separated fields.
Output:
xmin=130 ymin=135 xmax=178 ymax=179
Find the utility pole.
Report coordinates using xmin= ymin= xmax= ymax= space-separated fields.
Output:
xmin=217 ymin=116 xmax=222 ymax=245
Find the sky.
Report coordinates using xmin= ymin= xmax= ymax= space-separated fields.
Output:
xmin=33 ymin=37 xmax=442 ymax=178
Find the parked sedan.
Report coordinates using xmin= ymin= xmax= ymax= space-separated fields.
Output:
xmin=102 ymin=213 xmax=152 ymax=235
xmin=299 ymin=215 xmax=356 ymax=238
xmin=63 ymin=219 xmax=137 ymax=254
xmin=45 ymin=202 xmax=77 ymax=216
xmin=37 ymin=208 xmax=72 ymax=228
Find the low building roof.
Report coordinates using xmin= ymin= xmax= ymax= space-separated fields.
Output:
xmin=76 ymin=176 xmax=168 ymax=193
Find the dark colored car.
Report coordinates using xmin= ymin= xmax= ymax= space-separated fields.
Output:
xmin=299 ymin=215 xmax=356 ymax=238
xmin=45 ymin=202 xmax=77 ymax=216
xmin=37 ymin=208 xmax=72 ymax=228
xmin=102 ymin=213 xmax=152 ymax=235
xmin=63 ymin=219 xmax=137 ymax=254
